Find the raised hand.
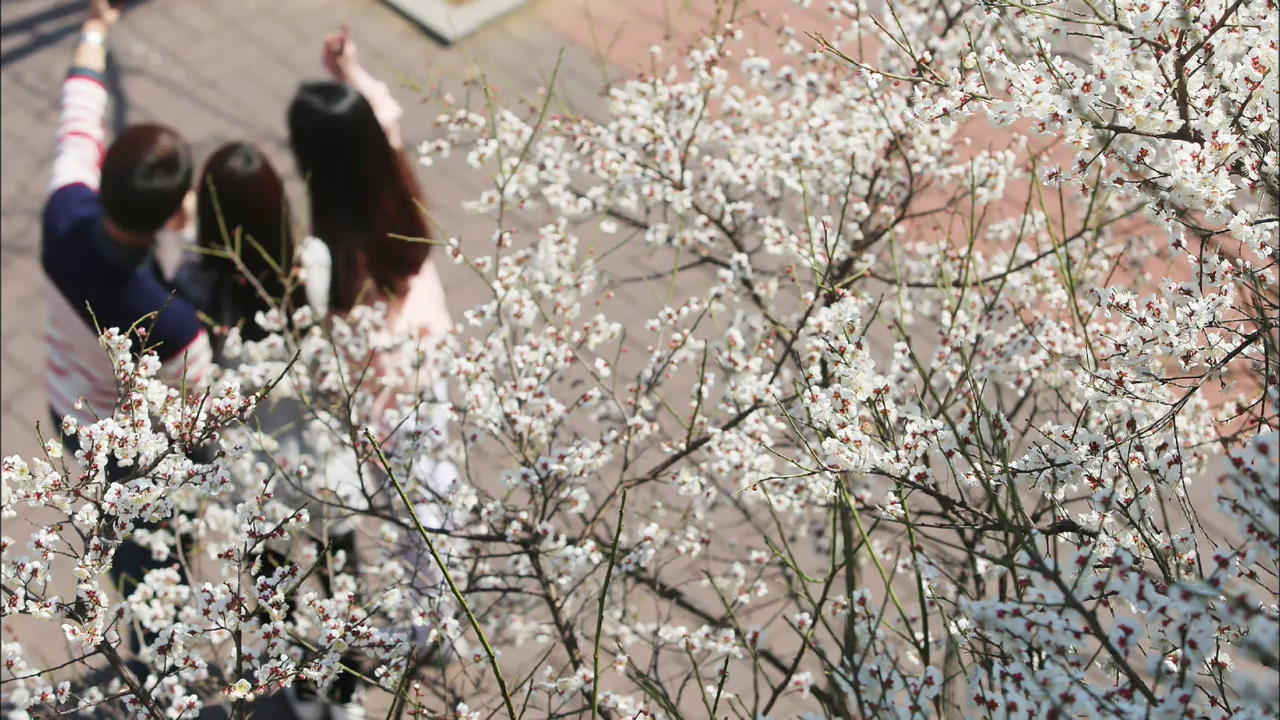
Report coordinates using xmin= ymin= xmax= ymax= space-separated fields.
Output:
xmin=87 ymin=0 xmax=121 ymax=29
xmin=322 ymin=24 xmax=359 ymax=84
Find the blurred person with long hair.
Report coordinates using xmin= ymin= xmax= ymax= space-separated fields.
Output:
xmin=288 ymin=26 xmax=450 ymax=338
xmin=292 ymin=28 xmax=456 ymax=485
xmin=164 ymin=142 xmax=308 ymax=352
xmin=288 ymin=23 xmax=457 ymax=541
xmin=156 ymin=140 xmax=373 ymax=718
xmin=284 ymin=28 xmax=461 ymax=716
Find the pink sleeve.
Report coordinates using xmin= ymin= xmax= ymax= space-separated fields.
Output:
xmin=50 ymin=72 xmax=108 ymax=192
xmin=158 ymin=329 xmax=215 ymax=391
xmin=348 ymin=66 xmax=404 ymax=150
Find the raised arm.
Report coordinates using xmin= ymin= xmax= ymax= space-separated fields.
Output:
xmin=322 ymin=26 xmax=404 ymax=149
xmin=49 ymin=3 xmax=117 ymax=193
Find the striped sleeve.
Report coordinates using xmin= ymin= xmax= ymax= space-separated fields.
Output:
xmin=49 ymin=67 xmax=108 ymax=192
xmin=157 ymin=328 xmax=214 ymax=391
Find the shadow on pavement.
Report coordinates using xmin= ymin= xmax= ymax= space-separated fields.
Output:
xmin=1 ymin=0 xmax=135 ymax=132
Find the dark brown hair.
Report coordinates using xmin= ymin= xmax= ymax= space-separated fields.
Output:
xmin=196 ymin=142 xmax=299 ymax=341
xmin=100 ymin=124 xmax=193 ymax=234
xmin=287 ymin=81 xmax=430 ymax=314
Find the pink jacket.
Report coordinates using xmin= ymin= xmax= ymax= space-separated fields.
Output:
xmin=309 ymin=65 xmax=452 ymax=436
xmin=348 ymin=65 xmax=452 ymax=341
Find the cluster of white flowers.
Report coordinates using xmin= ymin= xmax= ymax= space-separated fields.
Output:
xmin=4 ymin=0 xmax=1276 ymax=716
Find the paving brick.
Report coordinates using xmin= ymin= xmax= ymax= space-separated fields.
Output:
xmin=1 ymin=334 xmax=46 ymax=390
xmin=0 ymin=259 xmax=39 ymax=313
xmin=0 ymin=207 xmax=37 ymax=253
xmin=1 ymin=376 xmax=46 ymax=457
xmin=0 ymin=9 xmax=81 ymax=68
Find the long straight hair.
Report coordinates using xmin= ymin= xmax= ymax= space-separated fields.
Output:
xmin=287 ymin=81 xmax=430 ymax=314
xmin=195 ymin=141 xmax=300 ymax=343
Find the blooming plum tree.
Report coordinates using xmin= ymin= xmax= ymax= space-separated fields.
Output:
xmin=3 ymin=0 xmax=1277 ymax=717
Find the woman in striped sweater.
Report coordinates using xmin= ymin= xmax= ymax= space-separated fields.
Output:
xmin=41 ymin=0 xmax=214 ymax=661
xmin=43 ymin=3 xmax=213 ymax=433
